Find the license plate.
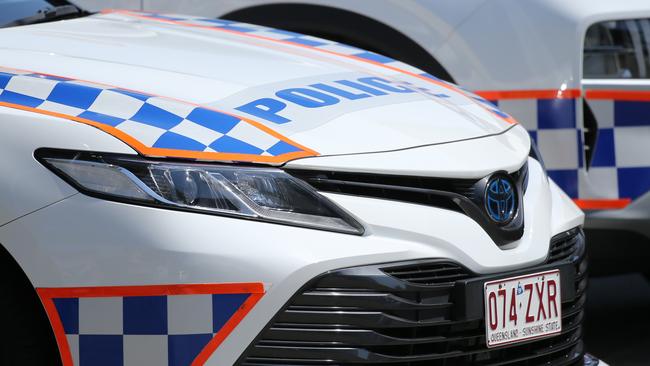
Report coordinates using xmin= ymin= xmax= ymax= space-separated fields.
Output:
xmin=484 ymin=269 xmax=562 ymax=348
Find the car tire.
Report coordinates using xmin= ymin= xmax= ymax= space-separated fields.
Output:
xmin=0 ymin=252 xmax=61 ymax=365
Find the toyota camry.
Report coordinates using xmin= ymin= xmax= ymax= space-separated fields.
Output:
xmin=0 ymin=1 xmax=603 ymax=365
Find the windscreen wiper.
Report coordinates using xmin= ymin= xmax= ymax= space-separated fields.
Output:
xmin=3 ymin=5 xmax=86 ymax=27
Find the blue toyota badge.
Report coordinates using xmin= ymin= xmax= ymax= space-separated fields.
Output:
xmin=485 ymin=176 xmax=517 ymax=224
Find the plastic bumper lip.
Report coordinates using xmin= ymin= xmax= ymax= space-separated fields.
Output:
xmin=236 ymin=228 xmax=588 ymax=364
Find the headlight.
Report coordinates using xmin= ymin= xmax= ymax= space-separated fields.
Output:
xmin=36 ymin=149 xmax=364 ymax=235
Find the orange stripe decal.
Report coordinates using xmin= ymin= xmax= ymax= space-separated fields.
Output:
xmin=191 ymin=292 xmax=263 ymax=365
xmin=475 ymin=89 xmax=582 ymax=100
xmin=573 ymin=198 xmax=631 ymax=210
xmin=585 ymin=89 xmax=650 ymax=101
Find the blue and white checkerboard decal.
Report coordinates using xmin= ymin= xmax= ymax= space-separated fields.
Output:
xmin=490 ymin=98 xmax=583 ymax=198
xmin=490 ymin=96 xmax=650 ymax=202
xmin=0 ymin=68 xmax=310 ymax=162
xmin=39 ymin=284 xmax=264 ymax=366
xmin=583 ymin=98 xmax=650 ymax=200
xmin=55 ymin=294 xmax=248 ymax=366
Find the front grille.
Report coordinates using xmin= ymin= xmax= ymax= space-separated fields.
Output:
xmin=288 ymin=163 xmax=528 ymax=246
xmin=237 ymin=228 xmax=587 ymax=365
xmin=288 ymin=164 xmax=528 ymax=209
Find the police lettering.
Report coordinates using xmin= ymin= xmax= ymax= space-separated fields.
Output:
xmin=235 ymin=77 xmax=416 ymax=124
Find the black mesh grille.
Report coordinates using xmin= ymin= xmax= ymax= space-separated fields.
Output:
xmin=237 ymin=228 xmax=586 ymax=365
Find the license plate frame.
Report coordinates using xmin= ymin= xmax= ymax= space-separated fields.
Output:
xmin=484 ymin=269 xmax=562 ymax=348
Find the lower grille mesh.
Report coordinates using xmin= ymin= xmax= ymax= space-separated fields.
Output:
xmin=382 ymin=262 xmax=470 ymax=286
xmin=238 ymin=228 xmax=587 ymax=365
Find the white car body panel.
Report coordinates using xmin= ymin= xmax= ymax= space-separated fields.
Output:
xmin=0 ymin=107 xmax=134 ymax=226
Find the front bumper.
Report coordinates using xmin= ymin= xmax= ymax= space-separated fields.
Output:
xmin=0 ymin=156 xmax=585 ymax=365
xmin=236 ymin=228 xmax=588 ymax=365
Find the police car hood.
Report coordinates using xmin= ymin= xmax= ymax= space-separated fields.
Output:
xmin=0 ymin=11 xmax=522 ymax=164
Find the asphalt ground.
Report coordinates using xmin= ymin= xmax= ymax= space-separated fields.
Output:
xmin=584 ymin=273 xmax=650 ymax=365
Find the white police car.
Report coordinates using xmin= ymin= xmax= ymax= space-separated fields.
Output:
xmin=0 ymin=1 xmax=604 ymax=365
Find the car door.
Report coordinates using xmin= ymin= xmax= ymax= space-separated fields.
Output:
xmin=581 ymin=17 xmax=650 ymax=209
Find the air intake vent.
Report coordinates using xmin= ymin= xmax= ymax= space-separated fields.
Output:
xmin=548 ymin=228 xmax=582 ymax=263
xmin=382 ymin=262 xmax=470 ymax=285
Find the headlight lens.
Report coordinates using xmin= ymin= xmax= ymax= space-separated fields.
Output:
xmin=37 ymin=149 xmax=364 ymax=235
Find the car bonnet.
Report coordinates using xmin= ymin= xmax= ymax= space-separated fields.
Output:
xmin=0 ymin=10 xmax=521 ymax=164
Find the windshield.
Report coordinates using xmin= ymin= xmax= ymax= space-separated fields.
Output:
xmin=0 ymin=0 xmax=79 ymax=28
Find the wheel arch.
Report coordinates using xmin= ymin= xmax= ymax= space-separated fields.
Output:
xmin=221 ymin=3 xmax=455 ymax=82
